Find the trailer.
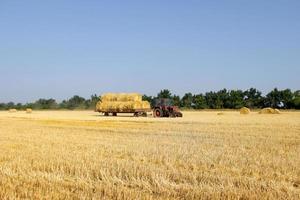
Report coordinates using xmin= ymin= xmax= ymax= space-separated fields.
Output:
xmin=98 ymin=108 xmax=151 ymax=117
xmin=96 ymin=93 xmax=151 ymax=117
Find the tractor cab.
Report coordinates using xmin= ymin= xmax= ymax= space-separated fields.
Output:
xmin=153 ymin=98 xmax=183 ymax=118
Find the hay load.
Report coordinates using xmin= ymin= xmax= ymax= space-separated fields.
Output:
xmin=240 ymin=107 xmax=251 ymax=114
xmin=259 ymin=108 xmax=280 ymax=114
xmin=101 ymin=93 xmax=142 ymax=102
xmin=96 ymin=93 xmax=150 ymax=114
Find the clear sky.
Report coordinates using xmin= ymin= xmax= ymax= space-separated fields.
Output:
xmin=0 ymin=0 xmax=299 ymax=103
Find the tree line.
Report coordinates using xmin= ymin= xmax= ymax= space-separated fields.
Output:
xmin=0 ymin=88 xmax=299 ymax=110
xmin=145 ymin=88 xmax=300 ymax=109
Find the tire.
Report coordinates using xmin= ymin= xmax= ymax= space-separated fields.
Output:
xmin=104 ymin=112 xmax=109 ymax=116
xmin=113 ymin=112 xmax=117 ymax=116
xmin=176 ymin=112 xmax=183 ymax=118
xmin=154 ymin=109 xmax=163 ymax=118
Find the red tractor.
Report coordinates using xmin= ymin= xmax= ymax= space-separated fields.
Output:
xmin=153 ymin=98 xmax=183 ymax=118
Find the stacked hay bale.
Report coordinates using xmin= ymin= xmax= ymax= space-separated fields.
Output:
xmin=96 ymin=93 xmax=150 ymax=112
xmin=259 ymin=108 xmax=281 ymax=114
xmin=26 ymin=108 xmax=32 ymax=114
xmin=240 ymin=107 xmax=251 ymax=115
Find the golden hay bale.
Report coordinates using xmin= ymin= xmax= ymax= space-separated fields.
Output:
xmin=274 ymin=109 xmax=281 ymax=114
xmin=26 ymin=108 xmax=32 ymax=114
xmin=141 ymin=101 xmax=151 ymax=109
xmin=259 ymin=108 xmax=280 ymax=114
xmin=240 ymin=107 xmax=250 ymax=114
xmin=9 ymin=109 xmax=17 ymax=113
xmin=96 ymin=100 xmax=150 ymax=112
xmin=101 ymin=93 xmax=142 ymax=102
xmin=217 ymin=112 xmax=224 ymax=115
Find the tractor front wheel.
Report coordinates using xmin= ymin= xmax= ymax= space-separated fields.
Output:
xmin=153 ymin=109 xmax=163 ymax=118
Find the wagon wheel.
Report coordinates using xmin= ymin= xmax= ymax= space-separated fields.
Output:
xmin=153 ymin=109 xmax=163 ymax=118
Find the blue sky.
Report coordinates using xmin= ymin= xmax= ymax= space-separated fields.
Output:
xmin=0 ymin=0 xmax=299 ymax=103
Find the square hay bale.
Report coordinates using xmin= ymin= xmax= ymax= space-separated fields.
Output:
xmin=26 ymin=108 xmax=32 ymax=114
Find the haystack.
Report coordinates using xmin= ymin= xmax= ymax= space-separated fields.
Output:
xmin=240 ymin=107 xmax=250 ymax=114
xmin=9 ymin=109 xmax=17 ymax=113
xmin=259 ymin=108 xmax=280 ymax=114
xmin=101 ymin=93 xmax=142 ymax=102
xmin=26 ymin=108 xmax=32 ymax=114
xmin=217 ymin=112 xmax=224 ymax=115
xmin=273 ymin=109 xmax=281 ymax=114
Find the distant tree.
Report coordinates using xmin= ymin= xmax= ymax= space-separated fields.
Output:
xmin=34 ymin=99 xmax=57 ymax=109
xmin=0 ymin=103 xmax=6 ymax=110
xmin=193 ymin=94 xmax=207 ymax=109
xmin=157 ymin=89 xmax=172 ymax=99
xmin=172 ymin=95 xmax=181 ymax=107
xmin=6 ymin=102 xmax=15 ymax=109
xmin=86 ymin=94 xmax=100 ymax=109
xmin=181 ymin=93 xmax=193 ymax=108
xmin=244 ymin=88 xmax=263 ymax=108
xmin=65 ymin=95 xmax=86 ymax=110
xmin=205 ymin=92 xmax=220 ymax=109
xmin=15 ymin=103 xmax=24 ymax=110
xmin=264 ymin=88 xmax=294 ymax=108
xmin=292 ymin=91 xmax=300 ymax=109
xmin=264 ymin=88 xmax=282 ymax=108
xmin=227 ymin=90 xmax=245 ymax=109
xmin=59 ymin=100 xmax=68 ymax=109
xmin=217 ymin=89 xmax=229 ymax=108
xmin=280 ymin=89 xmax=294 ymax=109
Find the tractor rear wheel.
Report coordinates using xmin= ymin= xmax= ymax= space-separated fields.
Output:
xmin=154 ymin=108 xmax=163 ymax=118
xmin=175 ymin=112 xmax=183 ymax=117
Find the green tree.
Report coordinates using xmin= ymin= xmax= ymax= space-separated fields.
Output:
xmin=244 ymin=88 xmax=263 ymax=108
xmin=280 ymin=89 xmax=294 ymax=109
xmin=86 ymin=94 xmax=100 ymax=109
xmin=157 ymin=89 xmax=172 ymax=99
xmin=181 ymin=93 xmax=193 ymax=108
xmin=292 ymin=90 xmax=300 ymax=109
xmin=65 ymin=95 xmax=86 ymax=110
xmin=193 ymin=94 xmax=207 ymax=109
xmin=264 ymin=88 xmax=282 ymax=108
xmin=205 ymin=92 xmax=220 ymax=109
xmin=227 ymin=90 xmax=245 ymax=109
xmin=34 ymin=99 xmax=57 ymax=109
xmin=172 ymin=95 xmax=181 ymax=107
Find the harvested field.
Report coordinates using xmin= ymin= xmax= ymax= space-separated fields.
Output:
xmin=0 ymin=111 xmax=299 ymax=199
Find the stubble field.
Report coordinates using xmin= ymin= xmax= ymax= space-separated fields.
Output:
xmin=0 ymin=110 xmax=299 ymax=199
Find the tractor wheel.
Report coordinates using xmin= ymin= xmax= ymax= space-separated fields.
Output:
xmin=154 ymin=109 xmax=163 ymax=118
xmin=113 ymin=112 xmax=117 ymax=116
xmin=104 ymin=112 xmax=109 ymax=116
xmin=176 ymin=112 xmax=183 ymax=118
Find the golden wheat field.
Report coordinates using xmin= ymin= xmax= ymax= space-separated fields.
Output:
xmin=0 ymin=110 xmax=299 ymax=199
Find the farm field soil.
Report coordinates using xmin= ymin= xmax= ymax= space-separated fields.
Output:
xmin=0 ymin=111 xmax=299 ymax=199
